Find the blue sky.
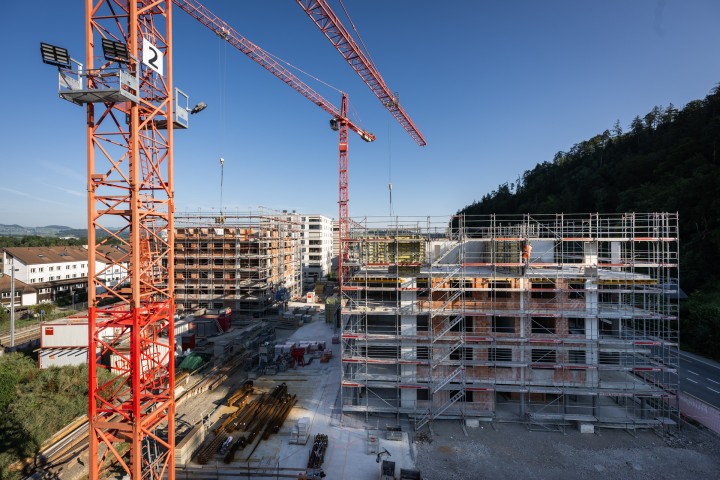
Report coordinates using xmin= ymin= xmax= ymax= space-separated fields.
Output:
xmin=1 ymin=1 xmax=719 ymax=228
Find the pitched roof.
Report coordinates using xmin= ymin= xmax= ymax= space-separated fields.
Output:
xmin=3 ymin=246 xmax=89 ymax=265
xmin=0 ymin=275 xmax=36 ymax=293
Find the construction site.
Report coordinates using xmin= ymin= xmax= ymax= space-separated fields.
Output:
xmin=22 ymin=0 xmax=720 ymax=479
xmin=174 ymin=211 xmax=302 ymax=317
xmin=340 ymin=213 xmax=680 ymax=431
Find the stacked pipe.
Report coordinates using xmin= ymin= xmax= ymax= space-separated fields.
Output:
xmin=263 ymin=394 xmax=297 ymax=438
xmin=197 ymin=433 xmax=227 ymax=465
xmin=223 ymin=383 xmax=294 ymax=463
xmin=196 ymin=382 xmax=254 ymax=464
xmin=227 ymin=380 xmax=254 ymax=406
xmin=307 ymin=434 xmax=329 ymax=469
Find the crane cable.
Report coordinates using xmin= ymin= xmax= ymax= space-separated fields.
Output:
xmin=338 ymin=0 xmax=378 ymax=72
xmin=218 ymin=34 xmax=228 ymax=217
xmin=388 ymin=119 xmax=394 ymax=216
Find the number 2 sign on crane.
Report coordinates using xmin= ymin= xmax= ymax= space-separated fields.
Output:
xmin=143 ymin=38 xmax=164 ymax=76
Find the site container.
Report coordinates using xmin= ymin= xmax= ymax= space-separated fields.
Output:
xmin=39 ymin=347 xmax=88 ymax=368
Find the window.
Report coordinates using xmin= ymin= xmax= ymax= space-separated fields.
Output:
xmin=49 ymin=266 xmax=54 ymax=271
xmin=488 ymin=280 xmax=512 ymax=299
xmin=464 ymin=317 xmax=474 ymax=333
xmin=416 ymin=315 xmax=429 ymax=332
xmin=66 ymin=265 xmax=71 ymax=270
xmin=568 ymin=282 xmax=585 ymax=299
xmin=531 ymin=281 xmax=555 ymax=299
xmin=39 ymin=267 xmax=44 ymax=272
xmin=531 ymin=317 xmax=555 ymax=334
xmin=532 ymin=349 xmax=556 ymax=364
xmin=416 ymin=346 xmax=429 ymax=360
xmin=416 ymin=389 xmax=429 ymax=401
xmin=568 ymin=350 xmax=586 ymax=364
xmin=73 ymin=264 xmax=77 ymax=269
xmin=598 ymin=351 xmax=620 ymax=365
xmin=449 ymin=347 xmax=473 ymax=361
xmin=31 ymin=268 xmax=36 ymax=273
xmin=567 ymin=317 xmax=586 ymax=335
xmin=492 ymin=316 xmax=515 ymax=333
xmin=489 ymin=347 xmax=512 ymax=362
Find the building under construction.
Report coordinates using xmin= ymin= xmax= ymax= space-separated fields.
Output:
xmin=340 ymin=213 xmax=679 ymax=430
xmin=174 ymin=211 xmax=302 ymax=317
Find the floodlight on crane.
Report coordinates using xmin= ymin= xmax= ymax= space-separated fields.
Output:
xmin=101 ymin=38 xmax=130 ymax=63
xmin=190 ymin=101 xmax=207 ymax=114
xmin=39 ymin=42 xmax=71 ymax=69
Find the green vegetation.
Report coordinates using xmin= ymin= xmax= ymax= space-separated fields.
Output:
xmin=0 ymin=353 xmax=118 ymax=478
xmin=0 ymin=236 xmax=87 ymax=248
xmin=457 ymin=84 xmax=720 ymax=359
xmin=0 ymin=354 xmax=81 ymax=477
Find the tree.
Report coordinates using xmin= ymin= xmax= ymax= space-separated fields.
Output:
xmin=29 ymin=303 xmax=56 ymax=318
xmin=644 ymin=105 xmax=663 ymax=129
xmin=612 ymin=119 xmax=623 ymax=137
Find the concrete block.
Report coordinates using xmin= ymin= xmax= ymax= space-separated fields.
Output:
xmin=465 ymin=419 xmax=480 ymax=428
xmin=578 ymin=423 xmax=594 ymax=434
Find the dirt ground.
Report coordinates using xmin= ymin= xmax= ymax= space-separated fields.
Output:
xmin=413 ymin=420 xmax=720 ymax=480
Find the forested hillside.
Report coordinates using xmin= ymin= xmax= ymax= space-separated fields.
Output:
xmin=458 ymin=85 xmax=720 ymax=358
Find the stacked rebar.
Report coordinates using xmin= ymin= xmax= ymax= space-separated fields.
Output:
xmin=224 ymin=383 xmax=295 ymax=463
xmin=196 ymin=383 xmax=297 ymax=465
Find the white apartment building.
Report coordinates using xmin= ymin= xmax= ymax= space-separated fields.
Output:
xmin=2 ymin=245 xmax=129 ymax=304
xmin=282 ymin=212 xmax=334 ymax=287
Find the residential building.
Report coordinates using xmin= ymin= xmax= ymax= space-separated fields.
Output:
xmin=340 ymin=213 xmax=680 ymax=430
xmin=297 ymin=214 xmax=333 ymax=286
xmin=2 ymin=246 xmax=90 ymax=304
xmin=174 ymin=212 xmax=302 ymax=317
xmin=1 ymin=245 xmax=129 ymax=305
xmin=0 ymin=275 xmax=37 ymax=311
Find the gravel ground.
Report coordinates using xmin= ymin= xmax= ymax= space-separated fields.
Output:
xmin=414 ymin=420 xmax=720 ymax=480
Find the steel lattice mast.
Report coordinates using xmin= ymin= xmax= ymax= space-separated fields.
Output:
xmin=85 ymin=1 xmax=176 ymax=479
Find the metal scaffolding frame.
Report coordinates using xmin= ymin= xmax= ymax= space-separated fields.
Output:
xmin=174 ymin=211 xmax=302 ymax=317
xmin=339 ymin=213 xmax=680 ymax=431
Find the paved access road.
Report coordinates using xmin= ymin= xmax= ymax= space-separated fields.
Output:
xmin=678 ymin=350 xmax=720 ymax=409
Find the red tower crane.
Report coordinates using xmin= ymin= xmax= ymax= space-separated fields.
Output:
xmin=42 ymin=1 xmax=179 ymax=479
xmin=296 ymin=0 xmax=427 ymax=288
xmin=41 ymin=2 xmax=416 ymax=478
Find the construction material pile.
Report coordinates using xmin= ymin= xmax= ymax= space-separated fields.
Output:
xmin=196 ymin=382 xmax=297 ymax=464
xmin=307 ymin=434 xmax=329 ymax=469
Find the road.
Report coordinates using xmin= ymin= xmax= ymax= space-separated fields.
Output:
xmin=678 ymin=349 xmax=720 ymax=409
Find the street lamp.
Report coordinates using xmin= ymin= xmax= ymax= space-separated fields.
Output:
xmin=9 ymin=259 xmax=19 ymax=349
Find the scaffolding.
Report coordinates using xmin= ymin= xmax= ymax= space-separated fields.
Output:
xmin=340 ymin=213 xmax=680 ymax=431
xmin=174 ymin=211 xmax=302 ymax=318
